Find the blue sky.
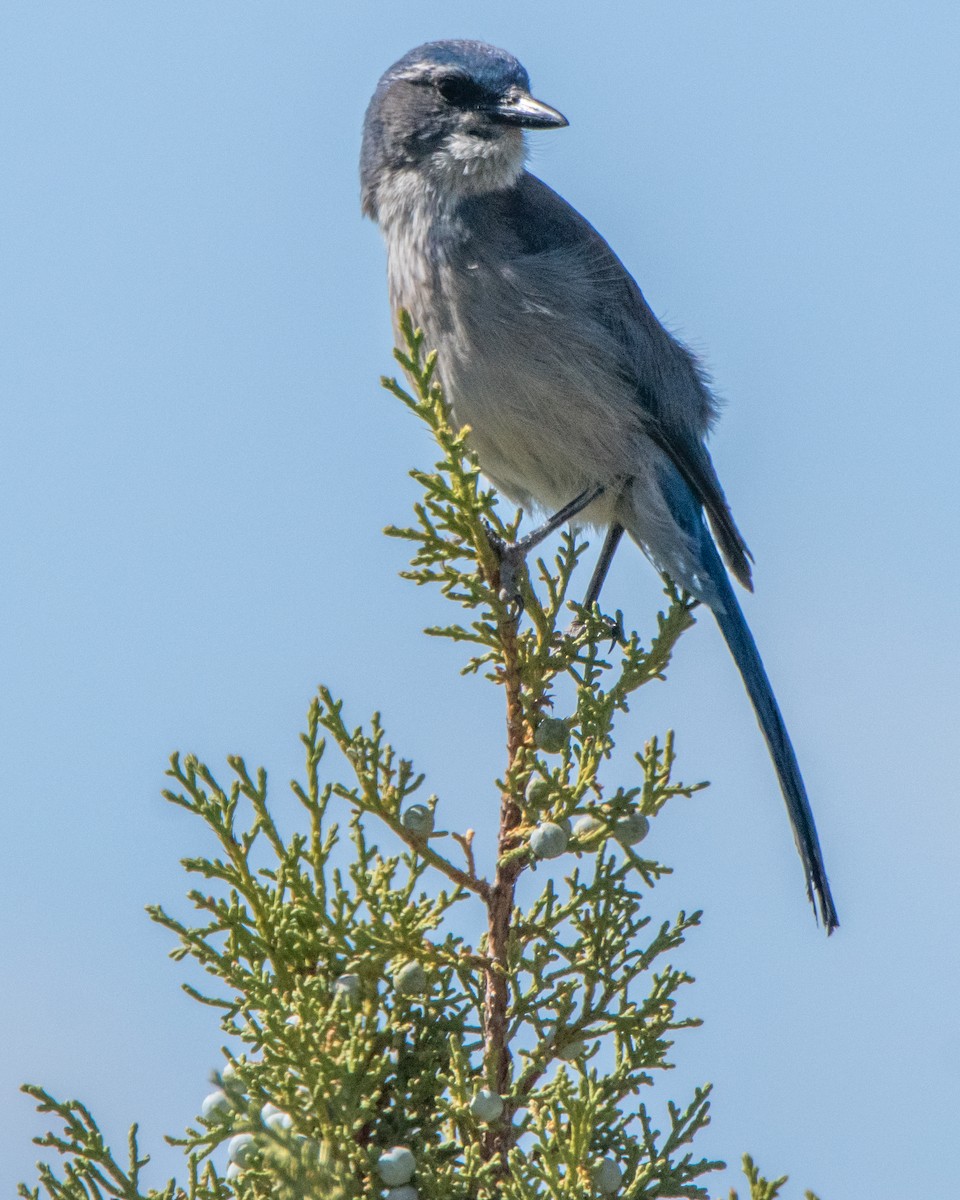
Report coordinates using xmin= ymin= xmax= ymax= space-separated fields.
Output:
xmin=2 ymin=3 xmax=958 ymax=1196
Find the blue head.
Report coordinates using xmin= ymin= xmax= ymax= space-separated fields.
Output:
xmin=360 ymin=40 xmax=567 ymax=219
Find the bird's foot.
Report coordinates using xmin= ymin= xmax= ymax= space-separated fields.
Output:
xmin=483 ymin=524 xmax=527 ymax=614
xmin=567 ymin=609 xmax=624 ymax=651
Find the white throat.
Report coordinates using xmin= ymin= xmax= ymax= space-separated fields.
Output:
xmin=432 ymin=127 xmax=526 ymax=196
xmin=376 ymin=128 xmax=525 ymax=233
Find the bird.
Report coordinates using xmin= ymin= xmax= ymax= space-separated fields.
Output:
xmin=360 ymin=39 xmax=838 ymax=933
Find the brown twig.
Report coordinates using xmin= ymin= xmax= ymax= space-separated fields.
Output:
xmin=482 ymin=584 xmax=529 ymax=1165
xmin=451 ymin=828 xmax=479 ymax=882
xmin=390 ymin=819 xmax=490 ymax=898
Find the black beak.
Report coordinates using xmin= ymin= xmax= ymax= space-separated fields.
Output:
xmin=488 ymin=91 xmax=568 ymax=130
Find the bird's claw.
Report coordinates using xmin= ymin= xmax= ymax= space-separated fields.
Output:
xmin=483 ymin=523 xmax=526 ymax=615
xmin=567 ymin=611 xmax=624 ymax=651
xmin=498 ymin=547 xmax=526 ymax=613
xmin=603 ymin=613 xmax=625 ymax=650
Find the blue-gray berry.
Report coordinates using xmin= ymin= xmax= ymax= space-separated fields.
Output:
xmin=573 ymin=813 xmax=605 ymax=842
xmin=525 ymin=779 xmax=552 ymax=806
xmin=400 ymin=804 xmax=434 ymax=837
xmin=220 ymin=1061 xmax=245 ymax=1094
xmin=393 ymin=961 xmax=428 ymax=996
xmin=227 ymin=1133 xmax=255 ymax=1167
xmin=377 ymin=1146 xmax=416 ymax=1186
xmin=469 ymin=1088 xmax=505 ymax=1122
xmin=557 ymin=1037 xmax=587 ymax=1061
xmin=592 ymin=1156 xmax=623 ymax=1194
xmin=333 ymin=972 xmax=362 ymax=1002
xmin=261 ymin=1103 xmax=293 ymax=1132
xmin=534 ymin=717 xmax=568 ymax=754
xmin=201 ymin=1090 xmax=230 ymax=1121
xmin=530 ymin=822 xmax=569 ymax=859
xmin=614 ymin=812 xmax=649 ymax=846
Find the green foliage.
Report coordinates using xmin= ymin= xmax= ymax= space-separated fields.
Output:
xmin=18 ymin=1086 xmax=188 ymax=1200
xmin=19 ymin=315 xmax=823 ymax=1199
xmin=726 ymin=1154 xmax=821 ymax=1200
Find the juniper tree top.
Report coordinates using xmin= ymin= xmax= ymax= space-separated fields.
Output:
xmin=20 ymin=326 xmax=824 ymax=1199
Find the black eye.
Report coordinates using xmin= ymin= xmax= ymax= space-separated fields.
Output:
xmin=434 ymin=74 xmax=485 ymax=109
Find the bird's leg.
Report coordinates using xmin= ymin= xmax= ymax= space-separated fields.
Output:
xmin=486 ymin=483 xmax=606 ymax=605
xmin=569 ymin=522 xmax=625 ymax=641
xmin=582 ymin=521 xmax=624 ymax=610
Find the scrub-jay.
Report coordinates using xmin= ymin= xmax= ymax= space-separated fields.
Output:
xmin=360 ymin=40 xmax=838 ymax=932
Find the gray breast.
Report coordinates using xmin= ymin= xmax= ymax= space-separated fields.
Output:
xmin=391 ymin=218 xmax=649 ymax=514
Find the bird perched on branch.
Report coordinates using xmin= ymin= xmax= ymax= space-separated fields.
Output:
xmin=360 ymin=39 xmax=838 ymax=932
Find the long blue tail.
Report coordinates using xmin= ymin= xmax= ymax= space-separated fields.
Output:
xmin=625 ymin=474 xmax=839 ymax=932
xmin=702 ymin=530 xmax=839 ymax=932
